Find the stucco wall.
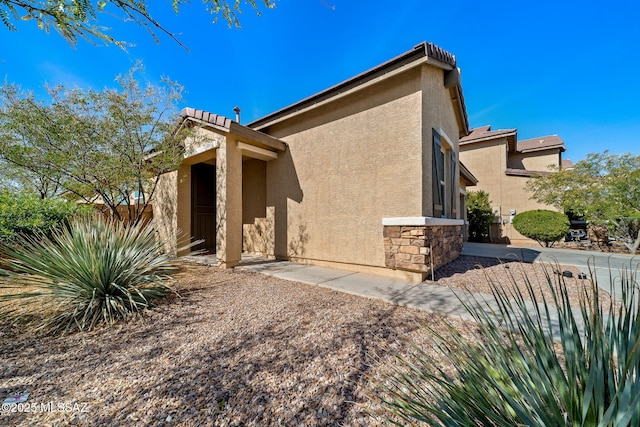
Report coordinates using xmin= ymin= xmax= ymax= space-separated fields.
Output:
xmin=459 ymin=138 xmax=507 ymax=215
xmin=420 ymin=65 xmax=462 ymax=218
xmin=153 ymin=166 xmax=193 ymax=254
xmin=152 ymin=170 xmax=178 ymax=253
xmin=242 ymin=159 xmax=267 ymax=224
xmin=259 ymin=64 xmax=460 ymax=270
xmin=460 ymin=140 xmax=562 ymax=244
xmin=242 ymin=159 xmax=273 ymax=255
xmin=508 ymin=150 xmax=560 ymax=171
xmin=154 ymin=126 xmax=222 ymax=255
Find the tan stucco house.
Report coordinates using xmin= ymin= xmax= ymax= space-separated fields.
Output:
xmin=459 ymin=125 xmax=567 ymax=244
xmin=153 ymin=42 xmax=472 ymax=281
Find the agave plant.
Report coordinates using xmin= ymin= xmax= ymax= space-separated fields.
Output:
xmin=0 ymin=216 xmax=181 ymax=333
xmin=380 ymin=261 xmax=640 ymax=426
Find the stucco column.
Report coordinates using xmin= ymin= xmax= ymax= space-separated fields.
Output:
xmin=216 ymin=137 xmax=243 ymax=268
xmin=175 ymin=164 xmax=191 ymax=256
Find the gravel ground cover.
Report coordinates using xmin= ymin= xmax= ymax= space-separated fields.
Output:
xmin=433 ymin=255 xmax=616 ymax=311
xmin=0 ymin=256 xmax=615 ymax=426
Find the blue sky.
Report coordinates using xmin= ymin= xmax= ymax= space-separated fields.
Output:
xmin=1 ymin=0 xmax=639 ymax=162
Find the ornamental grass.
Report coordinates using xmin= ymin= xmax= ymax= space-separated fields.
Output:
xmin=380 ymin=261 xmax=640 ymax=426
xmin=0 ymin=217 xmax=180 ymax=333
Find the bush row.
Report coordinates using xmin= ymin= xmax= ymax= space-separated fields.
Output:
xmin=0 ymin=192 xmax=90 ymax=243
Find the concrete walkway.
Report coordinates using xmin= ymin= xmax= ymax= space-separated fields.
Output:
xmin=185 ymin=244 xmax=637 ymax=340
xmin=234 ymin=256 xmax=576 ymax=340
xmin=237 ymin=259 xmax=477 ymax=320
xmin=185 ymin=253 xmax=477 ymax=318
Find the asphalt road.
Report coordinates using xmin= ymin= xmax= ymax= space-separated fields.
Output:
xmin=461 ymin=242 xmax=640 ymax=299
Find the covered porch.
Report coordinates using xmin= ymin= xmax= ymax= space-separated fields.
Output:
xmin=164 ymin=108 xmax=287 ymax=268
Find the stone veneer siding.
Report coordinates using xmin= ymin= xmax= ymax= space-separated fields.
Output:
xmin=383 ymin=224 xmax=463 ymax=276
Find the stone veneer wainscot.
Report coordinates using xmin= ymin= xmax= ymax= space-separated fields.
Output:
xmin=382 ymin=217 xmax=464 ymax=278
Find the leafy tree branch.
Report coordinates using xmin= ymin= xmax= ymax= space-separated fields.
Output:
xmin=0 ymin=0 xmax=275 ymax=48
xmin=0 ymin=63 xmax=197 ymax=225
xmin=527 ymin=151 xmax=640 ymax=253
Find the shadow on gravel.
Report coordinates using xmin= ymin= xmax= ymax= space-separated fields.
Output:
xmin=1 ymin=267 xmax=438 ymax=427
xmin=433 ymin=255 xmax=522 ymax=280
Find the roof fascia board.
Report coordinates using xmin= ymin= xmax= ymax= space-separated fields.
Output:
xmin=450 ymin=85 xmax=469 ymax=137
xmin=180 ymin=116 xmax=287 ymax=153
xmin=184 ymin=117 xmax=230 ymax=134
xmin=229 ymin=122 xmax=287 ymax=152
xmin=518 ymin=145 xmax=566 ymax=153
xmin=504 ymin=168 xmax=552 ymax=177
xmin=237 ymin=141 xmax=278 ymax=161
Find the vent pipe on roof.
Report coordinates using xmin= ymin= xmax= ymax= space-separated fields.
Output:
xmin=233 ymin=106 xmax=241 ymax=124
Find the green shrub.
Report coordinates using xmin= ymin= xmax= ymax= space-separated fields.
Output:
xmin=0 ymin=191 xmax=90 ymax=244
xmin=0 ymin=217 xmax=178 ymax=333
xmin=379 ymin=264 xmax=640 ymax=426
xmin=467 ymin=190 xmax=494 ymax=242
xmin=512 ymin=209 xmax=569 ymax=247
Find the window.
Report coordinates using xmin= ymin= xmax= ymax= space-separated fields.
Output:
xmin=432 ymin=129 xmax=445 ymax=217
xmin=450 ymin=150 xmax=457 ymax=217
xmin=432 ymin=129 xmax=457 ymax=218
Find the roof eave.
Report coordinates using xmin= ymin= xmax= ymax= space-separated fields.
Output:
xmin=460 ymin=161 xmax=478 ymax=185
xmin=178 ymin=107 xmax=287 ymax=152
xmin=504 ymin=168 xmax=553 ymax=177
xmin=460 ymin=130 xmax=518 ymax=145
xmin=518 ymin=144 xmax=566 ymax=154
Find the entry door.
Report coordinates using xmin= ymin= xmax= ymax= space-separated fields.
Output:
xmin=191 ymin=163 xmax=217 ymax=253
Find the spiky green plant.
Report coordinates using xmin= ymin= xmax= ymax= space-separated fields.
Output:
xmin=380 ymin=262 xmax=640 ymax=426
xmin=0 ymin=216 xmax=180 ymax=333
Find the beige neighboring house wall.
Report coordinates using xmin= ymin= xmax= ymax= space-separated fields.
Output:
xmin=154 ymin=42 xmax=471 ymax=281
xmin=459 ymin=127 xmax=566 ymax=245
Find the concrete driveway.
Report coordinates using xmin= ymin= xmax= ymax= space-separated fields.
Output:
xmin=461 ymin=242 xmax=640 ymax=299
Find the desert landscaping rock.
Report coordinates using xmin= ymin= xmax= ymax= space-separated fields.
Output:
xmin=0 ymin=257 xmax=615 ymax=426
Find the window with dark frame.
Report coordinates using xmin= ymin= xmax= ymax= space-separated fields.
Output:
xmin=432 ymin=129 xmax=445 ymax=218
xmin=432 ymin=128 xmax=457 ymax=219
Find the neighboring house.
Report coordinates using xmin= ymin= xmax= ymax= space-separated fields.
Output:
xmin=459 ymin=126 xmax=567 ymax=244
xmin=154 ymin=42 xmax=471 ymax=281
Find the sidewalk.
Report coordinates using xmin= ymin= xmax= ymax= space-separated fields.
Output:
xmin=238 ymin=260 xmax=476 ymax=319
xmin=183 ymin=250 xmax=588 ymax=340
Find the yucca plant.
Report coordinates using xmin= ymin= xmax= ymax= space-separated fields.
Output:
xmin=380 ymin=261 xmax=640 ymax=426
xmin=0 ymin=216 xmax=180 ymax=333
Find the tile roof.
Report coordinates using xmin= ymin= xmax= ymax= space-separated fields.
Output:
xmin=459 ymin=125 xmax=518 ymax=143
xmin=561 ymin=159 xmax=574 ymax=169
xmin=177 ymin=108 xmax=287 ymax=152
xmin=459 ymin=125 xmax=517 ymax=152
xmin=517 ymin=135 xmax=566 ymax=153
xmin=179 ymin=108 xmax=233 ymax=129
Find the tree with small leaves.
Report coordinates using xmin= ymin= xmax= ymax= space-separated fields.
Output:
xmin=0 ymin=64 xmax=193 ymax=225
xmin=467 ymin=190 xmax=494 ymax=242
xmin=527 ymin=151 xmax=640 ymax=253
xmin=0 ymin=0 xmax=275 ymax=48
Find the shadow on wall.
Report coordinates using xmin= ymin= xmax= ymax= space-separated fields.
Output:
xmin=489 ymin=222 xmax=510 ymax=244
xmin=268 ymin=149 xmax=304 ymax=260
xmin=243 ymin=213 xmax=274 ymax=256
xmin=288 ymin=221 xmax=310 ymax=257
xmin=152 ymin=171 xmax=179 ymax=253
